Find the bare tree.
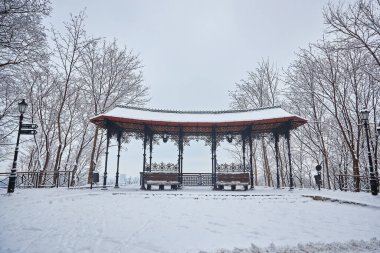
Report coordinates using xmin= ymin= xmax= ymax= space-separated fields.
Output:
xmin=49 ymin=11 xmax=93 ymax=183
xmin=325 ymin=0 xmax=380 ymax=180
xmin=79 ymin=39 xmax=148 ymax=183
xmin=285 ymin=38 xmax=376 ymax=191
xmin=0 ymin=0 xmax=50 ymax=161
xmin=324 ymin=0 xmax=380 ymax=69
xmin=230 ymin=59 xmax=280 ymax=186
xmin=0 ymin=0 xmax=50 ymax=68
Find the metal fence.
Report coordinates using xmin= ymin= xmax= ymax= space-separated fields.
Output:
xmin=334 ymin=174 xmax=379 ymax=192
xmin=0 ymin=171 xmax=73 ymax=189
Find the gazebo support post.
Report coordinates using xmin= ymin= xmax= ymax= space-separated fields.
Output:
xmin=249 ymin=131 xmax=254 ymax=189
xmin=149 ymin=132 xmax=153 ymax=172
xmin=141 ymin=125 xmax=148 ymax=190
xmin=242 ymin=132 xmax=246 ymax=173
xmin=211 ymin=137 xmax=214 ymax=188
xmin=102 ymin=128 xmax=111 ymax=190
xmin=180 ymin=143 xmax=183 ymax=185
xmin=211 ymin=127 xmax=217 ymax=190
xmin=178 ymin=138 xmax=181 ymax=186
xmin=274 ymin=132 xmax=280 ymax=189
xmin=178 ymin=127 xmax=184 ymax=186
xmin=285 ymin=130 xmax=294 ymax=190
xmin=115 ymin=131 xmax=122 ymax=188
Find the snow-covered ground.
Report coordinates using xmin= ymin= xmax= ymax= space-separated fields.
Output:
xmin=1 ymin=186 xmax=379 ymax=253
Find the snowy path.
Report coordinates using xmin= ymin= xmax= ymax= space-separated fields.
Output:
xmin=0 ymin=186 xmax=379 ymax=253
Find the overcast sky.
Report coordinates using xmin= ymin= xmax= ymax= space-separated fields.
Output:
xmin=47 ymin=0 xmax=345 ymax=179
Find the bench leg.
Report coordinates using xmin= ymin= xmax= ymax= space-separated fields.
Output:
xmin=171 ymin=185 xmax=178 ymax=190
xmin=159 ymin=185 xmax=164 ymax=190
xmin=147 ymin=185 xmax=151 ymax=190
xmin=218 ymin=185 xmax=224 ymax=190
xmin=231 ymin=185 xmax=236 ymax=191
xmin=244 ymin=185 xmax=248 ymax=191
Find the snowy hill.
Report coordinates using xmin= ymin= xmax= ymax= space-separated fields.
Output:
xmin=1 ymin=187 xmax=379 ymax=253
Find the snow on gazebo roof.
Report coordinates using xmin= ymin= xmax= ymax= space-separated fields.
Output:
xmin=90 ymin=105 xmax=307 ymax=135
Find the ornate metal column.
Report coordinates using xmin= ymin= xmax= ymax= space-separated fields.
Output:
xmin=140 ymin=125 xmax=148 ymax=190
xmin=274 ymin=132 xmax=280 ymax=189
xmin=242 ymin=131 xmax=246 ymax=173
xmin=211 ymin=127 xmax=217 ymax=190
xmin=102 ymin=127 xmax=111 ymax=189
xmin=285 ymin=130 xmax=294 ymax=190
xmin=115 ymin=130 xmax=122 ymax=188
xmin=149 ymin=132 xmax=153 ymax=172
xmin=178 ymin=127 xmax=184 ymax=185
xmin=248 ymin=130 xmax=254 ymax=189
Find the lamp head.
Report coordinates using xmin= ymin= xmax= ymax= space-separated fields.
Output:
xmin=360 ymin=108 xmax=370 ymax=121
xmin=18 ymin=99 xmax=28 ymax=114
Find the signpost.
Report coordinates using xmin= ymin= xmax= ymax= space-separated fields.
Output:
xmin=20 ymin=124 xmax=38 ymax=135
xmin=20 ymin=129 xmax=37 ymax=135
xmin=21 ymin=123 xmax=38 ymax=129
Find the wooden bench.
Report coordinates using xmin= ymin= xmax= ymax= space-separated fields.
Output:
xmin=144 ymin=172 xmax=180 ymax=190
xmin=216 ymin=173 xmax=250 ymax=191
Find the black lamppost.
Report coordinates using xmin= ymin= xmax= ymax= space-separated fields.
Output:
xmin=7 ymin=99 xmax=28 ymax=193
xmin=315 ymin=164 xmax=322 ymax=190
xmin=360 ymin=108 xmax=378 ymax=196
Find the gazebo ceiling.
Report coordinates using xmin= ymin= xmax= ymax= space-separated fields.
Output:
xmin=90 ymin=105 xmax=307 ymax=135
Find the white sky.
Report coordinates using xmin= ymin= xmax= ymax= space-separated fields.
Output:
xmin=45 ymin=0 xmax=349 ymax=179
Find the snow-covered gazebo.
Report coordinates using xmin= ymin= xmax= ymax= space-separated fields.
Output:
xmin=90 ymin=105 xmax=307 ymax=190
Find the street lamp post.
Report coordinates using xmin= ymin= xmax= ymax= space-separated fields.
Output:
xmin=315 ymin=165 xmax=322 ymax=190
xmin=360 ymin=108 xmax=378 ymax=196
xmin=7 ymin=99 xmax=28 ymax=193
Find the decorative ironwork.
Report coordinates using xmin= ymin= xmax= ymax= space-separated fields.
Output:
xmin=334 ymin=174 xmax=379 ymax=192
xmin=181 ymin=173 xmax=213 ymax=186
xmin=148 ymin=162 xmax=179 ymax=172
xmin=216 ymin=163 xmax=247 ymax=173
xmin=200 ymin=174 xmax=213 ymax=186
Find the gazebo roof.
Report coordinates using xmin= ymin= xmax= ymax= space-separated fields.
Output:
xmin=90 ymin=105 xmax=307 ymax=135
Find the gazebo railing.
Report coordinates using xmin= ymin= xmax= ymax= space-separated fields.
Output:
xmin=182 ymin=173 xmax=213 ymax=186
xmin=139 ymin=172 xmax=213 ymax=186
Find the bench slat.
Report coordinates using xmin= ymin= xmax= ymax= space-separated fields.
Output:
xmin=216 ymin=173 xmax=250 ymax=183
xmin=146 ymin=180 xmax=180 ymax=185
xmin=144 ymin=172 xmax=179 ymax=182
